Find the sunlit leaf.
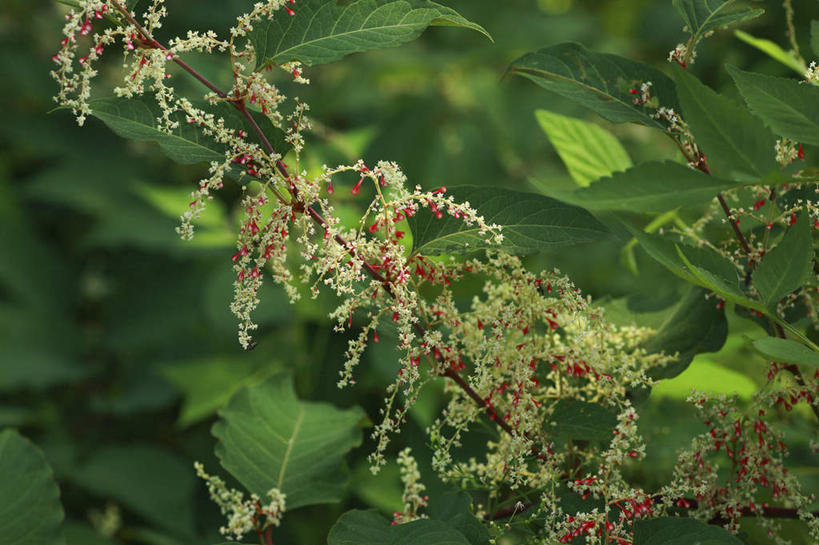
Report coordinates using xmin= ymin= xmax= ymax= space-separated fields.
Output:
xmin=651 ymin=357 xmax=757 ymax=399
xmin=734 ymin=30 xmax=806 ymax=75
xmin=534 ymin=109 xmax=632 ymax=187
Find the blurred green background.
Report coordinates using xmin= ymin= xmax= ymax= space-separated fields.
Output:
xmin=1 ymin=0 xmax=817 ymax=543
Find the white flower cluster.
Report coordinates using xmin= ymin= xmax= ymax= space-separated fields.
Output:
xmin=805 ymin=61 xmax=819 ymax=84
xmin=775 ymin=137 xmax=800 ymax=167
xmin=393 ymin=448 xmax=428 ymax=524
xmin=195 ymin=462 xmax=286 ymax=541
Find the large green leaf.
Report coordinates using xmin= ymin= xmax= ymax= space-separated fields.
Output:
xmin=328 ymin=510 xmax=471 ymax=545
xmin=672 ymin=0 xmax=764 ymax=44
xmin=248 ymin=0 xmax=490 ymax=69
xmin=728 ymin=65 xmax=819 ymax=146
xmin=534 ymin=109 xmax=632 ymax=187
xmin=673 ymin=65 xmax=777 ymax=181
xmin=0 ymin=430 xmax=65 ymax=545
xmin=812 ymin=20 xmax=819 ymax=57
xmin=753 ymin=337 xmax=819 ymax=370
xmin=507 ymin=43 xmax=679 ymax=129
xmin=644 ymin=287 xmax=728 ymax=379
xmin=633 ymin=230 xmax=762 ymax=311
xmin=160 ymin=357 xmax=272 ymax=428
xmin=72 ymin=445 xmax=196 ymax=536
xmin=634 ymin=516 xmax=744 ymax=545
xmin=752 ymin=214 xmax=814 ymax=310
xmin=408 ymin=185 xmax=611 ymax=256
xmin=90 ymin=96 xmax=289 ymax=164
xmin=213 ymin=374 xmax=365 ymax=509
xmin=544 ymin=161 xmax=735 ymax=213
xmin=427 ymin=492 xmax=490 ymax=545
xmin=547 ymin=399 xmax=618 ymax=441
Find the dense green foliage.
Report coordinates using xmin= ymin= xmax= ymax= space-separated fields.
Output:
xmin=2 ymin=0 xmax=819 ymax=544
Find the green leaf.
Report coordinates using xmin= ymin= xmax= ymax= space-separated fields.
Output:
xmin=652 ymin=356 xmax=758 ymax=399
xmin=0 ymin=430 xmax=65 ymax=545
xmin=408 ymin=185 xmax=611 ymax=256
xmin=248 ymin=0 xmax=490 ymax=69
xmin=160 ymin=358 xmax=272 ymax=428
xmin=673 ymin=0 xmax=764 ymax=43
xmin=753 ymin=337 xmax=819 ymax=369
xmin=644 ymin=287 xmax=728 ymax=379
xmin=90 ymin=96 xmax=289 ymax=164
xmin=728 ymin=65 xmax=819 ymax=146
xmin=634 ymin=516 xmax=744 ymax=545
xmin=213 ymin=374 xmax=365 ymax=509
xmin=534 ymin=109 xmax=632 ymax=187
xmin=72 ymin=445 xmax=196 ymax=536
xmin=812 ymin=20 xmax=819 ymax=57
xmin=734 ymin=30 xmax=806 ymax=75
xmin=547 ymin=399 xmax=618 ymax=441
xmin=427 ymin=492 xmax=490 ymax=545
xmin=753 ymin=214 xmax=814 ymax=309
xmin=632 ymin=231 xmax=762 ymax=311
xmin=328 ymin=510 xmax=471 ymax=545
xmin=673 ymin=64 xmax=777 ymax=181
xmin=544 ymin=161 xmax=736 ymax=213
xmin=507 ymin=43 xmax=679 ymax=129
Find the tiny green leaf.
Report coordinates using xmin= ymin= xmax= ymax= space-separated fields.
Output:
xmin=673 ymin=0 xmax=764 ymax=45
xmin=753 ymin=214 xmax=814 ymax=310
xmin=673 ymin=64 xmax=777 ymax=181
xmin=548 ymin=399 xmax=618 ymax=441
xmin=328 ymin=510 xmax=471 ymax=545
xmin=634 ymin=516 xmax=744 ymax=545
xmin=507 ymin=43 xmax=679 ymax=129
xmin=408 ymin=185 xmax=611 ymax=256
xmin=544 ymin=161 xmax=736 ymax=213
xmin=753 ymin=337 xmax=819 ymax=370
xmin=248 ymin=0 xmax=490 ymax=69
xmin=0 ymin=430 xmax=65 ymax=545
xmin=728 ymin=65 xmax=819 ymax=146
xmin=213 ymin=374 xmax=365 ymax=509
xmin=534 ymin=109 xmax=632 ymax=187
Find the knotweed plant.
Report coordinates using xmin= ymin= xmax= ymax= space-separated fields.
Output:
xmin=49 ymin=1 xmax=819 ymax=544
